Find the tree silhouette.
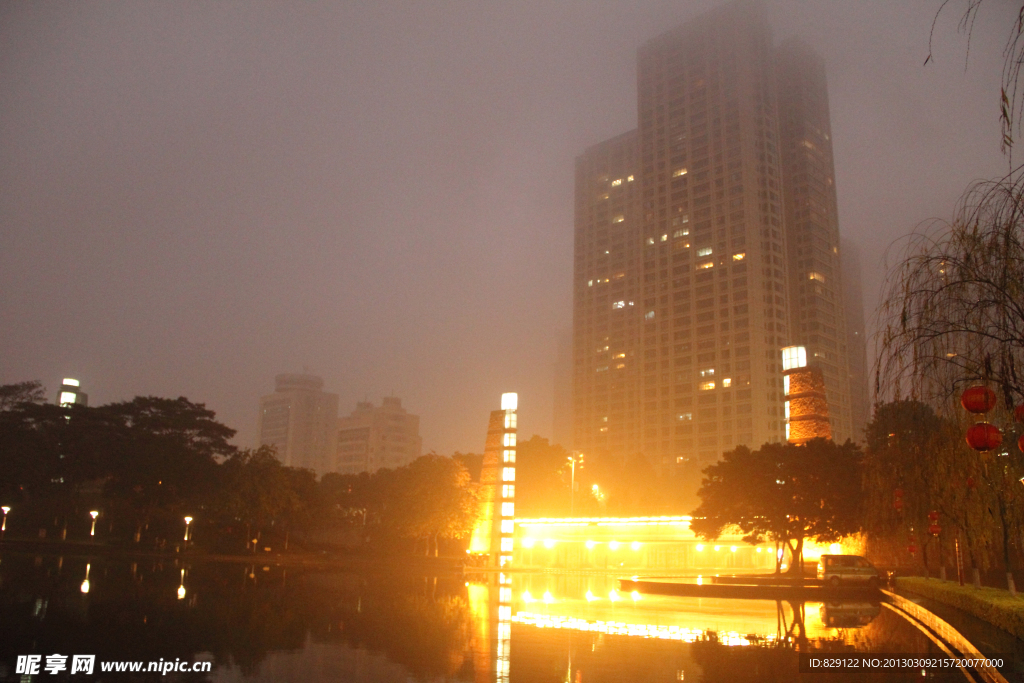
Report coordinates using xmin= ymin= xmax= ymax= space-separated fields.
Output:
xmin=691 ymin=439 xmax=863 ymax=574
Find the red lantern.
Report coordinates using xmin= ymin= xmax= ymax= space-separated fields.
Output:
xmin=929 ymin=524 xmax=941 ymax=536
xmin=927 ymin=510 xmax=939 ymax=522
xmin=966 ymin=476 xmax=976 ymax=489
xmin=966 ymin=422 xmax=1003 ymax=452
xmin=961 ymin=386 xmax=997 ymax=413
xmin=1014 ymin=404 xmax=1024 ymax=422
xmin=908 ymin=544 xmax=917 ymax=554
xmin=894 ymin=488 xmax=904 ymax=499
xmin=893 ymin=498 xmax=904 ymax=511
xmin=1018 ymin=434 xmax=1024 ymax=453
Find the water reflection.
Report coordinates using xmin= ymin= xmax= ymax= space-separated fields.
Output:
xmin=0 ymin=553 xmax=998 ymax=682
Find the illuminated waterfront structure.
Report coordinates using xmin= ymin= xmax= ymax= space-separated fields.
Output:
xmin=572 ymin=0 xmax=856 ymax=498
xmin=469 ymin=393 xmax=518 ymax=567
xmin=512 ymin=515 xmax=847 ymax=571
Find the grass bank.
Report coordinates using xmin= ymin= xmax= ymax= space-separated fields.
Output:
xmin=897 ymin=576 xmax=1024 ymax=640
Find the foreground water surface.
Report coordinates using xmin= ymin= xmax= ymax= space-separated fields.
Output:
xmin=0 ymin=553 xmax=1020 ymax=682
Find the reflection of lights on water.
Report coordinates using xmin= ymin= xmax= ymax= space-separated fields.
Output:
xmin=522 ymin=537 xmax=535 ymax=548
xmin=522 ymin=590 xmax=534 ymax=603
xmin=586 ymin=590 xmax=596 ymax=602
xmin=631 ymin=541 xmax=642 ymax=551
xmin=631 ymin=591 xmax=641 ymax=601
xmin=513 ymin=612 xmax=773 ymax=646
xmin=696 ymin=575 xmax=703 ymax=586
xmin=730 ymin=546 xmax=737 ymax=552
xmin=585 ymin=540 xmax=596 ymax=549
xmin=609 ymin=541 xmax=620 ymax=550
xmin=81 ymin=563 xmax=91 ymax=594
xmin=543 ymin=591 xmax=554 ymax=604
xmin=543 ymin=538 xmax=556 ymax=549
xmin=177 ymin=569 xmax=186 ymax=600
xmin=608 ymin=589 xmax=620 ymax=602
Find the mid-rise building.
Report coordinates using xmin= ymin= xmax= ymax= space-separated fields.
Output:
xmin=572 ymin=0 xmax=857 ymax=498
xmin=258 ymin=374 xmax=338 ymax=475
xmin=335 ymin=397 xmax=422 ymax=474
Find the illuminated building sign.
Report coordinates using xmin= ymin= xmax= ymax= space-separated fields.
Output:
xmin=469 ymin=393 xmax=518 ymax=567
xmin=781 ymin=346 xmax=831 ymax=444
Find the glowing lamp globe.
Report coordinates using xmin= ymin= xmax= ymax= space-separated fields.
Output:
xmin=908 ymin=544 xmax=917 ymax=555
xmin=966 ymin=476 xmax=976 ymax=489
xmin=927 ymin=510 xmax=939 ymax=522
xmin=961 ymin=386 xmax=997 ymax=414
xmin=893 ymin=498 xmax=903 ymax=512
xmin=928 ymin=524 xmax=941 ymax=537
xmin=894 ymin=488 xmax=903 ymax=499
xmin=965 ymin=422 xmax=1003 ymax=452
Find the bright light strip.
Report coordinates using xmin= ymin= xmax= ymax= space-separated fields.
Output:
xmin=501 ymin=393 xmax=518 ymax=410
xmin=517 ymin=515 xmax=692 ymax=527
xmin=512 ymin=612 xmax=774 ymax=646
xmin=62 ymin=378 xmax=80 ymax=387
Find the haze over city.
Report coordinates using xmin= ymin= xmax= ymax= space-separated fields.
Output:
xmin=0 ymin=0 xmax=1015 ymax=453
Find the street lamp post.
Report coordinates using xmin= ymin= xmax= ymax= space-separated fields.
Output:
xmin=1 ymin=506 xmax=9 ymax=539
xmin=183 ymin=516 xmax=193 ymax=543
xmin=89 ymin=510 xmax=99 ymax=537
xmin=567 ymin=452 xmax=585 ymax=516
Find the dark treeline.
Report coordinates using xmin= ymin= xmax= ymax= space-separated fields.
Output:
xmin=0 ymin=381 xmax=477 ymax=555
xmin=688 ymin=400 xmax=1024 ymax=584
xmin=0 ymin=381 xmax=707 ymax=556
xmin=860 ymin=400 xmax=1024 ymax=587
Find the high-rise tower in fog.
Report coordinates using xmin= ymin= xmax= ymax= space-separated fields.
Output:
xmin=573 ymin=0 xmax=859 ymax=499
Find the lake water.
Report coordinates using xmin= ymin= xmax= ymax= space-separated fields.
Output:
xmin=0 ymin=553 xmax=1019 ymax=682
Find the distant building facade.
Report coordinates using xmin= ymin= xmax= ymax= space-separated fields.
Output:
xmin=57 ymin=378 xmax=87 ymax=406
xmin=258 ymin=374 xmax=339 ymax=475
xmin=572 ymin=0 xmax=858 ymax=499
xmin=841 ymin=239 xmax=870 ymax=441
xmin=335 ymin=397 xmax=422 ymax=474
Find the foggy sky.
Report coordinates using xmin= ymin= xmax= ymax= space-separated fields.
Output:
xmin=0 ymin=1 xmax=1015 ymax=455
